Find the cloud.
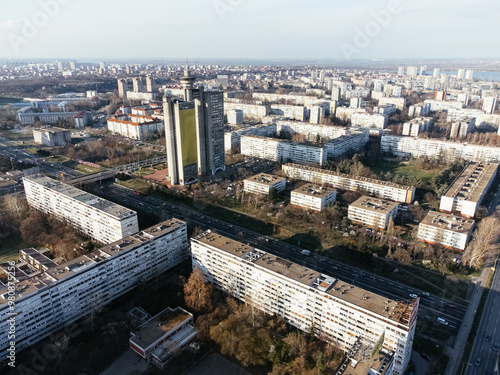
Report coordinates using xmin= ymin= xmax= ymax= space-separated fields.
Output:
xmin=0 ymin=20 xmax=21 ymax=29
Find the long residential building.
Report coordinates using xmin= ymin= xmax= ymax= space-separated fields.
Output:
xmin=282 ymin=164 xmax=415 ymax=203
xmin=348 ymin=196 xmax=399 ymax=229
xmin=417 ymin=211 xmax=474 ymax=251
xmin=380 ymin=135 xmax=500 ymax=163
xmin=107 ymin=115 xmax=164 ymax=140
xmin=241 ymin=135 xmax=327 ymax=166
xmin=0 ymin=219 xmax=189 ymax=361
xmin=290 ymin=184 xmax=337 ymax=211
xmin=23 ymin=175 xmax=139 ymax=244
xmin=439 ymin=162 xmax=498 ymax=218
xmin=243 ymin=173 xmax=286 ymax=195
xmin=191 ymin=232 xmax=418 ymax=375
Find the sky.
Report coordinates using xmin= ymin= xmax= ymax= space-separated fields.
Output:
xmin=0 ymin=0 xmax=499 ymax=62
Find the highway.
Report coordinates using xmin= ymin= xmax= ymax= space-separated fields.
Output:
xmin=95 ymin=182 xmax=468 ymax=334
xmin=465 ymin=257 xmax=500 ymax=375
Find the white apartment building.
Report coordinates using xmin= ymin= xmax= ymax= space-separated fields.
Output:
xmin=374 ymin=104 xmax=397 ymax=116
xmin=191 ymin=232 xmax=418 ymax=375
xmin=450 ymin=118 xmax=475 ymax=139
xmin=423 ymin=100 xmax=463 ymax=112
xmin=402 ymin=118 xmax=432 ymax=137
xmin=351 ymin=113 xmax=388 ymax=129
xmin=227 ymin=109 xmax=243 ymax=125
xmin=32 ymin=127 xmax=71 ymax=146
xmin=348 ymin=196 xmax=399 ymax=229
xmin=417 ymin=211 xmax=474 ymax=251
xmin=483 ymin=97 xmax=498 ymax=115
xmin=0 ymin=219 xmax=189 ymax=361
xmin=323 ymin=131 xmax=369 ymax=159
xmin=381 ymin=135 xmax=500 ymax=163
xmin=439 ymin=162 xmax=498 ymax=218
xmin=446 ymin=109 xmax=484 ymax=123
xmin=283 ymin=164 xmax=415 ymax=203
xmin=270 ymin=104 xmax=306 ymax=121
xmin=378 ymin=97 xmax=406 ymax=110
xmin=240 ymin=135 xmax=327 ymax=166
xmin=291 ymin=184 xmax=337 ymax=211
xmin=23 ymin=175 xmax=139 ymax=244
xmin=107 ymin=115 xmax=164 ymax=140
xmin=224 ymin=101 xmax=269 ymax=118
xmin=243 ymin=173 xmax=286 ymax=195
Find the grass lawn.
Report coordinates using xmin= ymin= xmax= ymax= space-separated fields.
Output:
xmin=117 ymin=179 xmax=151 ymax=192
xmin=5 ymin=132 xmax=32 ymax=141
xmin=0 ymin=236 xmax=33 ymax=263
xmin=370 ymin=161 xmax=438 ymax=186
xmin=76 ymin=164 xmax=104 ymax=174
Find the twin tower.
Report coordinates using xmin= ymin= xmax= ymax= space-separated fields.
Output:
xmin=163 ymin=69 xmax=225 ymax=185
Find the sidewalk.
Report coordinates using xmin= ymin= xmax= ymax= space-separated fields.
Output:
xmin=444 ymin=266 xmax=491 ymax=375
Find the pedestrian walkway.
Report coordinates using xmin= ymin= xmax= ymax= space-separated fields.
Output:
xmin=100 ymin=349 xmax=149 ymax=375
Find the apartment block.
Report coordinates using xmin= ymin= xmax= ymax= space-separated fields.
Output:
xmin=439 ymin=162 xmax=498 ymax=218
xmin=323 ymin=131 xmax=369 ymax=159
xmin=270 ymin=104 xmax=306 ymax=121
xmin=380 ymin=135 xmax=500 ymax=163
xmin=417 ymin=211 xmax=474 ymax=251
xmin=32 ymin=127 xmax=71 ymax=146
xmin=282 ymin=164 xmax=415 ymax=203
xmin=291 ymin=184 xmax=337 ymax=211
xmin=483 ymin=97 xmax=498 ymax=115
xmin=402 ymin=118 xmax=432 ymax=137
xmin=23 ymin=175 xmax=139 ymax=244
xmin=191 ymin=232 xmax=418 ymax=375
xmin=378 ymin=97 xmax=406 ymax=110
xmin=0 ymin=219 xmax=189 ymax=361
xmin=243 ymin=173 xmax=286 ymax=195
xmin=423 ymin=100 xmax=463 ymax=112
xmin=107 ymin=116 xmax=163 ymax=140
xmin=348 ymin=196 xmax=399 ymax=229
xmin=227 ymin=109 xmax=243 ymax=125
xmin=450 ymin=118 xmax=475 ymax=140
xmin=129 ymin=307 xmax=196 ymax=368
xmin=374 ymin=104 xmax=397 ymax=116
xmin=224 ymin=101 xmax=269 ymax=118
xmin=351 ymin=113 xmax=388 ymax=129
xmin=240 ymin=135 xmax=327 ymax=166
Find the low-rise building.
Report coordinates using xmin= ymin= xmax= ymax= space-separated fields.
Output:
xmin=439 ymin=162 xmax=498 ymax=218
xmin=23 ymin=175 xmax=139 ymax=244
xmin=243 ymin=173 xmax=286 ymax=195
xmin=417 ymin=211 xmax=474 ymax=251
xmin=282 ymin=164 xmax=415 ymax=203
xmin=32 ymin=127 xmax=71 ymax=146
xmin=107 ymin=115 xmax=163 ymax=140
xmin=348 ymin=196 xmax=399 ymax=229
xmin=129 ymin=307 xmax=196 ymax=368
xmin=290 ymin=184 xmax=337 ymax=211
xmin=191 ymin=232 xmax=418 ymax=375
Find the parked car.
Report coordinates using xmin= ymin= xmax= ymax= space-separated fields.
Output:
xmin=420 ymin=352 xmax=430 ymax=361
xmin=492 ymin=343 xmax=499 ymax=351
xmin=444 ymin=303 xmax=456 ymax=309
xmin=437 ymin=317 xmax=448 ymax=325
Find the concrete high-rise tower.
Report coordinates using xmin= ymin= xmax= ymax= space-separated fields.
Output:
xmin=164 ymin=69 xmax=225 ymax=185
xmin=146 ymin=75 xmax=156 ymax=93
xmin=132 ymin=77 xmax=144 ymax=93
xmin=117 ymin=78 xmax=128 ymax=98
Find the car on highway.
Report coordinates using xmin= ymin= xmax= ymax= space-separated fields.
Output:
xmin=420 ymin=352 xmax=430 ymax=361
xmin=421 ymin=292 xmax=430 ymax=297
xmin=437 ymin=317 xmax=448 ymax=325
xmin=493 ymin=343 xmax=499 ymax=351
xmin=444 ymin=303 xmax=456 ymax=309
xmin=485 ymin=334 xmax=491 ymax=342
xmin=474 ymin=357 xmax=481 ymax=367
xmin=409 ymin=293 xmax=418 ymax=298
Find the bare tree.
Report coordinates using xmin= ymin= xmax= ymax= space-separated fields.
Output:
xmin=3 ymin=194 xmax=27 ymax=222
xmin=463 ymin=217 xmax=500 ymax=269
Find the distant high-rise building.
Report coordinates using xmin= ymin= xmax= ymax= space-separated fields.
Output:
xmin=483 ymin=97 xmax=498 ymax=115
xmin=117 ymin=79 xmax=128 ymax=98
xmin=69 ymin=61 xmax=76 ymax=70
xmin=331 ymin=86 xmax=341 ymax=102
xmin=397 ymin=66 xmax=405 ymax=76
xmin=406 ymin=66 xmax=418 ymax=76
xmin=133 ymin=77 xmax=144 ymax=93
xmin=99 ymin=61 xmax=106 ymax=71
xmin=392 ymin=85 xmax=403 ymax=98
xmin=433 ymin=68 xmax=440 ymax=78
xmin=419 ymin=65 xmax=427 ymax=75
xmin=217 ymin=74 xmax=229 ymax=89
xmin=146 ymin=75 xmax=156 ymax=93
xmin=319 ymin=70 xmax=326 ymax=82
xmin=465 ymin=70 xmax=474 ymax=80
xmin=350 ymin=97 xmax=363 ymax=109
xmin=164 ymin=69 xmax=225 ymax=185
xmin=457 ymin=69 xmax=465 ymax=80
xmin=57 ymin=61 xmax=64 ymax=71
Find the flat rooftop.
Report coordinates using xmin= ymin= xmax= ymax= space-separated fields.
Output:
xmin=245 ymin=173 xmax=285 ymax=186
xmin=194 ymin=232 xmax=416 ymax=326
xmin=284 ymin=163 xmax=414 ymax=190
xmin=23 ymin=175 xmax=137 ymax=220
xmin=292 ymin=183 xmax=336 ymax=198
xmin=20 ymin=248 xmax=58 ymax=270
xmin=349 ymin=196 xmax=399 ymax=214
xmin=421 ymin=210 xmax=474 ymax=234
xmin=442 ymin=162 xmax=498 ymax=203
xmin=130 ymin=307 xmax=192 ymax=349
xmin=33 ymin=127 xmax=70 ymax=133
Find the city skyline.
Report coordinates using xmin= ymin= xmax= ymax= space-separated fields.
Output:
xmin=0 ymin=0 xmax=499 ymax=60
